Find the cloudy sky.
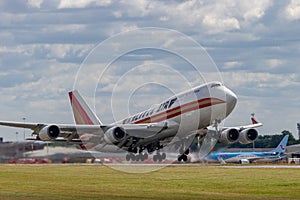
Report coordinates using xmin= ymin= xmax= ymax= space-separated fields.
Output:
xmin=0 ymin=0 xmax=299 ymax=141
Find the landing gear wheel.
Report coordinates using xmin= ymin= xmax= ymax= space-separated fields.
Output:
xmin=135 ymin=154 xmax=140 ymax=161
xmin=158 ymin=154 xmax=163 ymax=162
xmin=126 ymin=154 xmax=131 ymax=161
xmin=131 ymin=154 xmax=136 ymax=161
xmin=177 ymin=155 xmax=183 ymax=162
xmin=177 ymin=146 xmax=190 ymax=162
xmin=142 ymin=153 xmax=148 ymax=160
xmin=182 ymin=155 xmax=188 ymax=162
xmin=161 ymin=152 xmax=166 ymax=160
xmin=138 ymin=153 xmax=147 ymax=161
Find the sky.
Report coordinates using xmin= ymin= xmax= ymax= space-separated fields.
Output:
xmin=0 ymin=0 xmax=299 ymax=141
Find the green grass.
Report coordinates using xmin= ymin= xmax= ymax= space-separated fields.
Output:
xmin=0 ymin=164 xmax=299 ymax=200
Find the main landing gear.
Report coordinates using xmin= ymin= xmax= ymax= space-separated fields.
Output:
xmin=125 ymin=151 xmax=167 ymax=162
xmin=126 ymin=152 xmax=148 ymax=161
xmin=153 ymin=152 xmax=166 ymax=162
xmin=125 ymin=142 xmax=168 ymax=162
xmin=177 ymin=148 xmax=190 ymax=162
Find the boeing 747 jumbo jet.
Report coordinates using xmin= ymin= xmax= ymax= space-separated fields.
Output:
xmin=205 ymin=135 xmax=289 ymax=164
xmin=0 ymin=81 xmax=262 ymax=162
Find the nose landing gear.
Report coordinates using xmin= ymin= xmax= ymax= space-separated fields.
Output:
xmin=177 ymin=148 xmax=190 ymax=162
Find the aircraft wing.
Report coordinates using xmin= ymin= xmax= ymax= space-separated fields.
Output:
xmin=221 ymin=114 xmax=263 ymax=132
xmin=0 ymin=120 xmax=101 ymax=135
xmin=0 ymin=120 xmax=178 ymax=145
xmin=0 ymin=121 xmax=44 ymax=130
xmin=221 ymin=122 xmax=262 ymax=132
xmin=196 ymin=114 xmax=263 ymax=156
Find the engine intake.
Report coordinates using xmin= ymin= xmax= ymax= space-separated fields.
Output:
xmin=104 ymin=126 xmax=127 ymax=144
xmin=38 ymin=125 xmax=60 ymax=141
xmin=219 ymin=128 xmax=239 ymax=144
xmin=239 ymin=128 xmax=258 ymax=144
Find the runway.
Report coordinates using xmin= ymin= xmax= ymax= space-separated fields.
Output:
xmin=220 ymin=164 xmax=300 ymax=169
xmin=4 ymin=163 xmax=300 ymax=169
xmin=104 ymin=163 xmax=300 ymax=169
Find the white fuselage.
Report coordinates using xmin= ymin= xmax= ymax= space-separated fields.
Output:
xmin=118 ymin=81 xmax=237 ymax=135
xmin=206 ymin=151 xmax=283 ymax=164
xmin=90 ymin=81 xmax=237 ymax=152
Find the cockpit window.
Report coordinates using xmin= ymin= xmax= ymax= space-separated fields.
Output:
xmin=211 ymin=83 xmax=221 ymax=88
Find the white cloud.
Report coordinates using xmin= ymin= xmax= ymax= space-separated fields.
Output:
xmin=112 ymin=10 xmax=122 ymax=18
xmin=27 ymin=0 xmax=43 ymax=8
xmin=238 ymin=0 xmax=272 ymax=21
xmin=107 ymin=24 xmax=139 ymax=36
xmin=265 ymin=59 xmax=283 ymax=68
xmin=285 ymin=0 xmax=300 ymax=20
xmin=109 ymin=0 xmax=272 ymax=34
xmin=223 ymin=61 xmax=243 ymax=69
xmin=222 ymin=71 xmax=299 ymax=91
xmin=0 ymin=1 xmax=300 ymax=140
xmin=41 ymin=24 xmax=87 ymax=33
xmin=3 ymin=62 xmax=78 ymax=98
xmin=202 ymin=15 xmax=240 ymax=33
xmin=58 ymin=0 xmax=111 ymax=9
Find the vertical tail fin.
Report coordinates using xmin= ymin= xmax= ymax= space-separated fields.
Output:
xmin=272 ymin=135 xmax=289 ymax=153
xmin=251 ymin=113 xmax=259 ymax=124
xmin=68 ymin=90 xmax=101 ymax=125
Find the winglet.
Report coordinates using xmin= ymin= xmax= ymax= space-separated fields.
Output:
xmin=69 ymin=90 xmax=101 ymax=125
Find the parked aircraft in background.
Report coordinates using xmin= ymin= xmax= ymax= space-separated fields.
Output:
xmin=205 ymin=135 xmax=289 ymax=164
xmin=0 ymin=81 xmax=262 ymax=162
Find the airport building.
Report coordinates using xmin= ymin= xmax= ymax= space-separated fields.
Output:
xmin=0 ymin=137 xmax=44 ymax=163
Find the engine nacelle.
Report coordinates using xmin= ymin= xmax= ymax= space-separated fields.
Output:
xmin=219 ymin=128 xmax=239 ymax=145
xmin=238 ymin=128 xmax=258 ymax=144
xmin=38 ymin=125 xmax=60 ymax=141
xmin=104 ymin=126 xmax=127 ymax=144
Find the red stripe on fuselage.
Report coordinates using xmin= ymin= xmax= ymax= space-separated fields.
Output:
xmin=133 ymin=98 xmax=225 ymax=124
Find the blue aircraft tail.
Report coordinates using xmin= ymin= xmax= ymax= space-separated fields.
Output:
xmin=270 ymin=135 xmax=289 ymax=153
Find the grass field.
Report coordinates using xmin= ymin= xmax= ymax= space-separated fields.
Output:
xmin=0 ymin=164 xmax=299 ymax=200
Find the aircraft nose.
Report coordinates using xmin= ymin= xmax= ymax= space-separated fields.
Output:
xmin=225 ymin=88 xmax=237 ymax=116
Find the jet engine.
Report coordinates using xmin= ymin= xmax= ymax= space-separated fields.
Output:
xmin=238 ymin=128 xmax=258 ymax=144
xmin=219 ymin=128 xmax=239 ymax=145
xmin=104 ymin=126 xmax=127 ymax=144
xmin=38 ymin=125 xmax=60 ymax=141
